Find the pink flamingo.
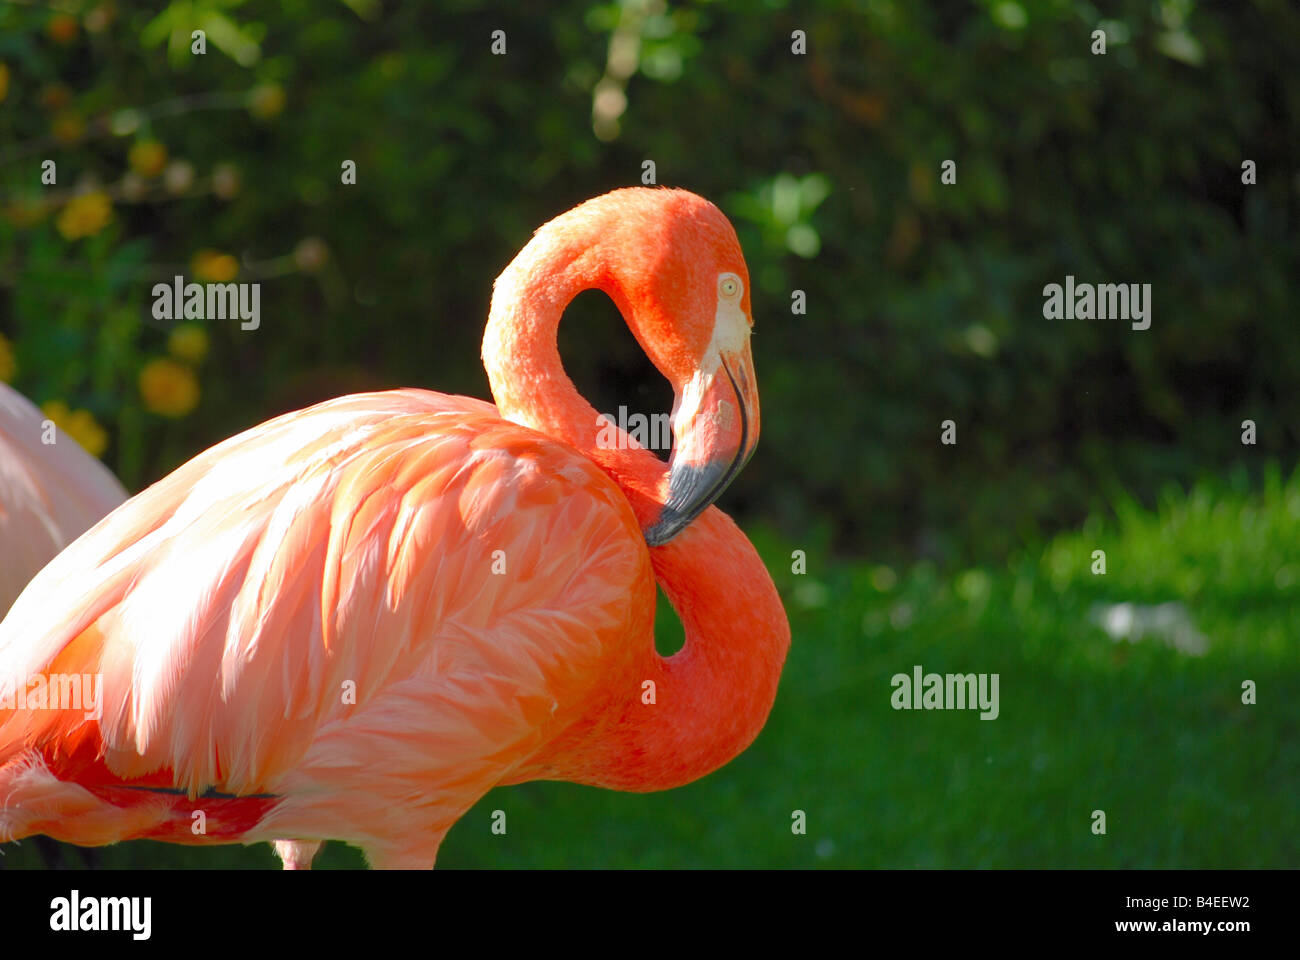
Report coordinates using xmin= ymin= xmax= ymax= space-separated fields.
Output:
xmin=0 ymin=383 xmax=127 ymax=617
xmin=0 ymin=188 xmax=789 ymax=869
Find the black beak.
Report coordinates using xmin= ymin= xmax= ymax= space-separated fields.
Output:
xmin=644 ymin=353 xmax=757 ymax=547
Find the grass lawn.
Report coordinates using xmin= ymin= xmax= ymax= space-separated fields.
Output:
xmin=6 ymin=467 xmax=1297 ymax=869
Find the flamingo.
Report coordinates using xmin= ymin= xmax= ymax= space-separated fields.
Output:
xmin=0 ymin=383 xmax=127 ymax=617
xmin=0 ymin=187 xmax=790 ymax=869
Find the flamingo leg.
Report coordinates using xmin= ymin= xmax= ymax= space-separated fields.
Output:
xmin=273 ymin=839 xmax=322 ymax=870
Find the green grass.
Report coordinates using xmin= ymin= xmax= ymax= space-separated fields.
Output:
xmin=5 ymin=467 xmax=1297 ymax=869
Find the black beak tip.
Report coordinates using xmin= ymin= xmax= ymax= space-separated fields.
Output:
xmin=644 ymin=508 xmax=688 ymax=548
xmin=643 ymin=460 xmax=735 ymax=548
xmin=643 ymin=357 xmax=754 ymax=548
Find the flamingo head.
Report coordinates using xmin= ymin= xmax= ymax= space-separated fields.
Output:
xmin=587 ymin=188 xmax=761 ymax=546
xmin=488 ymin=187 xmax=763 ymax=546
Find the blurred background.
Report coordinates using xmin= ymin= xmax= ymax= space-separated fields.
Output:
xmin=0 ymin=0 xmax=1296 ymax=868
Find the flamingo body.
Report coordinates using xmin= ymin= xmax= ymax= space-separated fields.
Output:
xmin=0 ymin=383 xmax=127 ymax=616
xmin=0 ymin=188 xmax=790 ymax=868
xmin=1 ymin=390 xmax=651 ymax=866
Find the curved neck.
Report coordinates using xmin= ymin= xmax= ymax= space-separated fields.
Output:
xmin=613 ymin=509 xmax=791 ymax=790
xmin=482 ymin=232 xmax=668 ymax=529
xmin=483 ymin=235 xmax=790 ymax=792
xmin=504 ymin=509 xmax=791 ymax=793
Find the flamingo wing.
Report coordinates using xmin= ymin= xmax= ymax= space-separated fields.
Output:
xmin=0 ymin=389 xmax=651 ymax=865
xmin=0 ymin=383 xmax=127 ymax=614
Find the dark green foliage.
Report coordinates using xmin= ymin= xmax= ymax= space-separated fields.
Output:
xmin=2 ymin=1 xmax=1295 ymax=562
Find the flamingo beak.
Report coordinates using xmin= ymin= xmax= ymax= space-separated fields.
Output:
xmin=644 ymin=342 xmax=760 ymax=547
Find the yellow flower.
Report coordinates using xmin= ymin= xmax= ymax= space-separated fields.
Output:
xmin=56 ymin=191 xmax=113 ymax=241
xmin=0 ymin=64 xmax=9 ymax=104
xmin=0 ymin=333 xmax=16 ymax=382
xmin=248 ymin=83 xmax=286 ymax=120
xmin=139 ymin=358 xmax=199 ymax=418
xmin=39 ymin=83 xmax=71 ymax=111
xmin=191 ymin=249 xmax=238 ymax=283
xmin=128 ymin=140 xmax=168 ymax=178
xmin=167 ymin=324 xmax=209 ymax=364
xmin=51 ymin=110 xmax=85 ymax=145
xmin=47 ymin=14 xmax=79 ymax=45
xmin=40 ymin=400 xmax=109 ymax=458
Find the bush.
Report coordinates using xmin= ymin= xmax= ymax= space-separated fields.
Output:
xmin=1 ymin=0 xmax=1295 ymax=567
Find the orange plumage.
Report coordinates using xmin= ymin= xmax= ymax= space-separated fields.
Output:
xmin=0 ymin=188 xmax=790 ymax=868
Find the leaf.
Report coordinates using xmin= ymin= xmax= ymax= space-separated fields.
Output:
xmin=197 ymin=12 xmax=262 ymax=66
xmin=1156 ymin=30 xmax=1204 ymax=67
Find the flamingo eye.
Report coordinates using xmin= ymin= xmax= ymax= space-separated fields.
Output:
xmin=719 ymin=274 xmax=742 ymax=299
